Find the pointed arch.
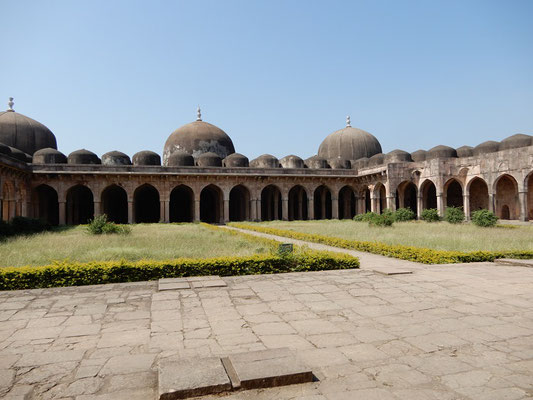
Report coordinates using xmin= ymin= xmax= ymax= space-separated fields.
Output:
xmin=396 ymin=181 xmax=417 ymax=214
xmin=314 ymin=185 xmax=332 ymax=219
xmin=33 ymin=184 xmax=59 ymax=225
xmin=261 ymin=184 xmax=282 ymax=221
xmin=288 ymin=185 xmax=308 ymax=220
xmin=444 ymin=178 xmax=463 ymax=208
xmin=467 ymin=177 xmax=489 ymax=213
xmin=200 ymin=184 xmax=222 ymax=223
xmin=338 ymin=185 xmax=356 ymax=219
xmin=420 ymin=179 xmax=437 ymax=210
xmin=101 ymin=184 xmax=128 ymax=224
xmin=170 ymin=185 xmax=194 ymax=222
xmin=66 ymin=184 xmax=94 ymax=225
xmin=134 ymin=184 xmax=160 ymax=223
xmin=229 ymin=184 xmax=250 ymax=221
xmin=494 ymin=174 xmax=519 ymax=220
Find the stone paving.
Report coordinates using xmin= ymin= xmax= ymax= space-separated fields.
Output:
xmin=1 ymin=259 xmax=533 ymax=398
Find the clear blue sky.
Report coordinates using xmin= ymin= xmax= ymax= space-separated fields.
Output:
xmin=1 ymin=0 xmax=532 ymax=159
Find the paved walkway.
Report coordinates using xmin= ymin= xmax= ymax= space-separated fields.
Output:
xmin=0 ymin=246 xmax=532 ymax=399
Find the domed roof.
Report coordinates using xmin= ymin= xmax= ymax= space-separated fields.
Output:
xmin=473 ymin=141 xmax=499 ymax=156
xmin=426 ymin=145 xmax=457 ymax=160
xmin=318 ymin=117 xmax=382 ymax=161
xmin=250 ymin=154 xmax=280 ymax=168
xmin=352 ymin=157 xmax=369 ymax=169
xmin=223 ymin=153 xmax=249 ymax=167
xmin=280 ymin=155 xmax=304 ymax=169
xmin=132 ymin=151 xmax=161 ymax=166
xmin=33 ymin=148 xmax=67 ymax=164
xmin=166 ymin=150 xmax=194 ymax=167
xmin=8 ymin=146 xmax=30 ymax=162
xmin=368 ymin=153 xmax=385 ymax=167
xmin=305 ymin=155 xmax=329 ymax=169
xmin=499 ymin=134 xmax=532 ymax=151
xmin=411 ymin=150 xmax=427 ymax=162
xmin=163 ymin=108 xmax=235 ymax=164
xmin=456 ymin=145 xmax=473 ymax=158
xmin=386 ymin=149 xmax=412 ymax=163
xmin=328 ymin=158 xmax=350 ymax=169
xmin=102 ymin=151 xmax=131 ymax=166
xmin=196 ymin=152 xmax=222 ymax=167
xmin=0 ymin=142 xmax=12 ymax=156
xmin=68 ymin=149 xmax=101 ymax=165
xmin=0 ymin=98 xmax=57 ymax=155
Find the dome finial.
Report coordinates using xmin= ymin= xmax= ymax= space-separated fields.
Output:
xmin=346 ymin=115 xmax=351 ymax=127
xmin=7 ymin=97 xmax=14 ymax=112
xmin=196 ymin=105 xmax=202 ymax=121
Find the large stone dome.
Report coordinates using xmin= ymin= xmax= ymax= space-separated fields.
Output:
xmin=318 ymin=118 xmax=382 ymax=161
xmin=163 ymin=109 xmax=235 ymax=164
xmin=0 ymin=99 xmax=57 ymax=155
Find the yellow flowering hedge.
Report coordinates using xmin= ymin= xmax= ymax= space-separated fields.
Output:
xmin=228 ymin=223 xmax=533 ymax=264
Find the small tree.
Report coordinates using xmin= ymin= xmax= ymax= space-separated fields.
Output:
xmin=394 ymin=208 xmax=416 ymax=222
xmin=471 ymin=209 xmax=498 ymax=227
xmin=368 ymin=212 xmax=394 ymax=227
xmin=421 ymin=208 xmax=440 ymax=222
xmin=444 ymin=206 xmax=464 ymax=224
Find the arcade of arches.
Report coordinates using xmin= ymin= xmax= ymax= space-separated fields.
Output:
xmin=12 ymin=172 xmax=532 ymax=225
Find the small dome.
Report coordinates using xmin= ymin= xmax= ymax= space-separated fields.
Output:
xmin=250 ymin=154 xmax=280 ymax=168
xmin=499 ymin=134 xmax=532 ymax=151
xmin=0 ymin=142 xmax=12 ymax=156
xmin=33 ymin=148 xmax=67 ymax=164
xmin=163 ymin=113 xmax=235 ymax=164
xmin=386 ymin=149 xmax=412 ymax=163
xmin=456 ymin=146 xmax=473 ymax=158
xmin=280 ymin=155 xmax=304 ymax=169
xmin=68 ymin=149 xmax=101 ymax=165
xmin=352 ymin=157 xmax=369 ymax=169
xmin=166 ymin=150 xmax=194 ymax=167
xmin=318 ymin=121 xmax=382 ymax=161
xmin=368 ymin=153 xmax=385 ymax=167
xmin=223 ymin=153 xmax=249 ymax=167
xmin=328 ymin=158 xmax=350 ymax=169
xmin=8 ymin=146 xmax=29 ymax=162
xmin=473 ymin=141 xmax=499 ymax=156
xmin=196 ymin=152 xmax=222 ymax=167
xmin=305 ymin=155 xmax=329 ymax=169
xmin=427 ymin=145 xmax=457 ymax=160
xmin=132 ymin=151 xmax=161 ymax=166
xmin=102 ymin=151 xmax=131 ymax=166
xmin=411 ymin=150 xmax=427 ymax=162
xmin=0 ymin=102 xmax=57 ymax=155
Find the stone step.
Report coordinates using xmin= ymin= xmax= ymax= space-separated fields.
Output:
xmin=158 ymin=276 xmax=227 ymax=291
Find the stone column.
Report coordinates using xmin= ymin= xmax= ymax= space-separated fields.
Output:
xmin=58 ymin=201 xmax=66 ymax=225
xmin=370 ymin=195 xmax=377 ymax=213
xmin=386 ymin=195 xmax=396 ymax=212
xmin=518 ymin=191 xmax=527 ymax=222
xmin=416 ymin=196 xmax=423 ymax=220
xmin=128 ymin=200 xmax=133 ymax=224
xmin=256 ymin=198 xmax=262 ymax=221
xmin=308 ymin=197 xmax=314 ymax=220
xmin=436 ymin=193 xmax=444 ymax=217
xmin=194 ymin=199 xmax=200 ymax=222
xmin=223 ymin=199 xmax=230 ymax=223
xmin=331 ymin=197 xmax=339 ymax=219
xmin=463 ymin=194 xmax=471 ymax=220
xmin=488 ymin=193 xmax=495 ymax=213
xmin=282 ymin=197 xmax=289 ymax=221
xmin=164 ymin=200 xmax=170 ymax=223
xmin=9 ymin=201 xmax=15 ymax=219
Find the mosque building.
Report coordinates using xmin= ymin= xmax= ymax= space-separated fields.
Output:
xmin=0 ymin=98 xmax=532 ymax=225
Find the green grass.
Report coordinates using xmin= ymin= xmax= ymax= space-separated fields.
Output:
xmin=256 ymin=220 xmax=533 ymax=252
xmin=0 ymin=223 xmax=270 ymax=268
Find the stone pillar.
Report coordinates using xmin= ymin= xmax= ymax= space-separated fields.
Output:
xmin=436 ymin=194 xmax=444 ymax=217
xmin=370 ymin=195 xmax=377 ymax=213
xmin=331 ymin=197 xmax=339 ymax=219
xmin=223 ymin=199 xmax=230 ymax=223
xmin=58 ymin=201 xmax=66 ymax=225
xmin=128 ymin=200 xmax=133 ymax=224
xmin=463 ymin=194 xmax=471 ymax=221
xmin=256 ymin=198 xmax=262 ymax=221
xmin=488 ymin=193 xmax=495 ymax=213
xmin=273 ymin=195 xmax=279 ymax=220
xmin=194 ymin=199 xmax=200 ymax=222
xmin=164 ymin=200 xmax=170 ymax=223
xmin=386 ymin=195 xmax=396 ymax=212
xmin=21 ymin=201 xmax=28 ymax=217
xmin=519 ymin=191 xmax=527 ymax=222
xmin=308 ymin=197 xmax=314 ymax=220
xmin=416 ymin=196 xmax=423 ymax=220
xmin=282 ymin=197 xmax=288 ymax=221
xmin=94 ymin=201 xmax=101 ymax=217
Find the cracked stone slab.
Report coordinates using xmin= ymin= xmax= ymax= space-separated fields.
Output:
xmin=227 ymin=347 xmax=313 ymax=390
xmin=158 ymin=356 xmax=231 ymax=400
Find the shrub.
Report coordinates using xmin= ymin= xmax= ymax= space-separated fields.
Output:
xmin=354 ymin=212 xmax=377 ymax=222
xmin=87 ymin=214 xmax=131 ymax=235
xmin=444 ymin=206 xmax=464 ymax=224
xmin=421 ymin=208 xmax=440 ymax=222
xmin=394 ymin=208 xmax=416 ymax=222
xmin=471 ymin=209 xmax=498 ymax=227
xmin=368 ymin=212 xmax=394 ymax=227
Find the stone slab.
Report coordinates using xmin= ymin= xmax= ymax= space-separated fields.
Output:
xmin=158 ymin=356 xmax=231 ymax=400
xmin=158 ymin=278 xmax=190 ymax=291
xmin=495 ymin=258 xmax=533 ymax=268
xmin=228 ymin=347 xmax=313 ymax=390
xmin=371 ymin=267 xmax=413 ymax=276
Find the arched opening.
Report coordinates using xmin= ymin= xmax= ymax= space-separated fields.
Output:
xmin=495 ymin=175 xmax=519 ymax=220
xmin=362 ymin=188 xmax=371 ymax=213
xmin=170 ymin=185 xmax=193 ymax=222
xmin=101 ymin=185 xmax=128 ymax=224
xmin=378 ymin=185 xmax=387 ymax=214
xmin=397 ymin=181 xmax=417 ymax=214
xmin=33 ymin=185 xmax=59 ymax=225
xmin=527 ymin=173 xmax=533 ymax=221
xmin=66 ymin=185 xmax=94 ymax=225
xmin=445 ymin=179 xmax=463 ymax=208
xmin=468 ymin=178 xmax=489 ymax=213
xmin=261 ymin=185 xmax=282 ymax=221
xmin=134 ymin=184 xmax=160 ymax=223
xmin=338 ymin=186 xmax=356 ymax=219
xmin=314 ymin=185 xmax=332 ymax=219
xmin=229 ymin=185 xmax=250 ymax=221
xmin=288 ymin=185 xmax=308 ymax=221
xmin=421 ymin=180 xmax=437 ymax=210
xmin=2 ymin=182 xmax=14 ymax=221
xmin=200 ymin=184 xmax=222 ymax=223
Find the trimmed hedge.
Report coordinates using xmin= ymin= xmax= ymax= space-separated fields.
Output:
xmin=229 ymin=223 xmax=533 ymax=265
xmin=0 ymin=224 xmax=359 ymax=290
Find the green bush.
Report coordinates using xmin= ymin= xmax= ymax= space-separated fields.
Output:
xmin=394 ymin=208 xmax=416 ymax=222
xmin=353 ymin=212 xmax=377 ymax=222
xmin=421 ymin=208 xmax=440 ymax=222
xmin=0 ymin=217 xmax=50 ymax=238
xmin=87 ymin=214 xmax=131 ymax=235
xmin=471 ymin=209 xmax=498 ymax=227
xmin=368 ymin=212 xmax=394 ymax=227
xmin=444 ymin=206 xmax=464 ymax=224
